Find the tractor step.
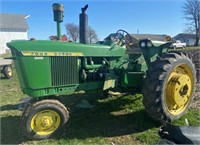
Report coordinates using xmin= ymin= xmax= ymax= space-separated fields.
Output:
xmin=127 ymin=72 xmax=145 ymax=74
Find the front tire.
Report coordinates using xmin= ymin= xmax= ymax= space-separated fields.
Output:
xmin=3 ymin=65 xmax=13 ymax=79
xmin=21 ymin=99 xmax=69 ymax=140
xmin=142 ymin=52 xmax=196 ymax=122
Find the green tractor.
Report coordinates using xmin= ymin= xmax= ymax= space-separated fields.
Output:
xmin=7 ymin=3 xmax=196 ymax=140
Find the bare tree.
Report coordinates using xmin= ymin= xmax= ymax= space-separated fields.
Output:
xmin=65 ymin=23 xmax=98 ymax=43
xmin=183 ymin=0 xmax=200 ymax=46
xmin=183 ymin=27 xmax=195 ymax=34
xmin=88 ymin=26 xmax=98 ymax=43
xmin=65 ymin=23 xmax=79 ymax=42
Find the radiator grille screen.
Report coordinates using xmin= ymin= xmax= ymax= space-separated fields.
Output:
xmin=51 ymin=57 xmax=79 ymax=86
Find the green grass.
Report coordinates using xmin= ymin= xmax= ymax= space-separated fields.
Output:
xmin=185 ymin=46 xmax=200 ymax=50
xmin=0 ymin=53 xmax=200 ymax=144
xmin=169 ymin=46 xmax=200 ymax=51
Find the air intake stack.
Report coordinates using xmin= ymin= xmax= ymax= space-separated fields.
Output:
xmin=52 ymin=3 xmax=64 ymax=40
xmin=79 ymin=5 xmax=88 ymax=44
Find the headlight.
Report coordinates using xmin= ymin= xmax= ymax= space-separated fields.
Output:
xmin=147 ymin=41 xmax=152 ymax=47
xmin=141 ymin=42 xmax=146 ymax=48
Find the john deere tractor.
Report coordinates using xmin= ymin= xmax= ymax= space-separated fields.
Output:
xmin=7 ymin=3 xmax=196 ymax=140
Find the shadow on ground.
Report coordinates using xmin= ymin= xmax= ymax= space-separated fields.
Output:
xmin=0 ymin=93 xmax=160 ymax=144
xmin=55 ymin=93 xmax=160 ymax=140
xmin=0 ymin=76 xmax=7 ymax=80
xmin=0 ymin=104 xmax=18 ymax=111
xmin=1 ymin=116 xmax=27 ymax=144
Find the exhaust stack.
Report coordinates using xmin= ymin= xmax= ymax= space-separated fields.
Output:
xmin=79 ymin=5 xmax=88 ymax=44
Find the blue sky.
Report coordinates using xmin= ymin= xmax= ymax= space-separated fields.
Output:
xmin=1 ymin=0 xmax=187 ymax=40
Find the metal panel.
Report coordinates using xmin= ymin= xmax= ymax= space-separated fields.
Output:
xmin=51 ymin=56 xmax=79 ymax=86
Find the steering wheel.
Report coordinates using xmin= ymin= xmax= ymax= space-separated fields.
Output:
xmin=116 ymin=29 xmax=133 ymax=46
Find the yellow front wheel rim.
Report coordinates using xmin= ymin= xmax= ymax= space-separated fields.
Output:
xmin=165 ymin=64 xmax=194 ymax=115
xmin=7 ymin=67 xmax=12 ymax=76
xmin=31 ymin=110 xmax=60 ymax=136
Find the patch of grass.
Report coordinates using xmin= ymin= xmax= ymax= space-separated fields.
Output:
xmin=0 ymin=61 xmax=199 ymax=144
xmin=185 ymin=46 xmax=200 ymax=50
xmin=35 ymin=93 xmax=162 ymax=145
xmin=0 ymin=68 xmax=26 ymax=144
xmin=169 ymin=46 xmax=200 ymax=51
xmin=0 ymin=52 xmax=12 ymax=58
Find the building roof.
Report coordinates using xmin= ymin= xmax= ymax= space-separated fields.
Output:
xmin=0 ymin=13 xmax=29 ymax=30
xmin=130 ymin=34 xmax=167 ymax=41
xmin=173 ymin=33 xmax=196 ymax=39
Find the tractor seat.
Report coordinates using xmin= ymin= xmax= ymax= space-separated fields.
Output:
xmin=159 ymin=124 xmax=200 ymax=144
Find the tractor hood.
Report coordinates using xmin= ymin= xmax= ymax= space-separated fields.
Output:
xmin=7 ymin=40 xmax=126 ymax=57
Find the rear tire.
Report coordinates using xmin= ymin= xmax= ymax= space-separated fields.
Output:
xmin=142 ymin=52 xmax=196 ymax=122
xmin=3 ymin=65 xmax=13 ymax=79
xmin=21 ymin=99 xmax=69 ymax=140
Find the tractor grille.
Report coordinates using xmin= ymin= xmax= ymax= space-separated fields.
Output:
xmin=51 ymin=57 xmax=79 ymax=86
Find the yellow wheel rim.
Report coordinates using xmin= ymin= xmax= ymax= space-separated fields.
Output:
xmin=7 ymin=67 xmax=12 ymax=76
xmin=165 ymin=64 xmax=194 ymax=115
xmin=31 ymin=110 xmax=60 ymax=136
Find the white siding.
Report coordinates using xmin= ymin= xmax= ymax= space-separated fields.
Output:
xmin=0 ymin=28 xmax=28 ymax=54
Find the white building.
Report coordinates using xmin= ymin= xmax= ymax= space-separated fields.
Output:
xmin=0 ymin=13 xmax=29 ymax=54
xmin=173 ymin=33 xmax=197 ymax=46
